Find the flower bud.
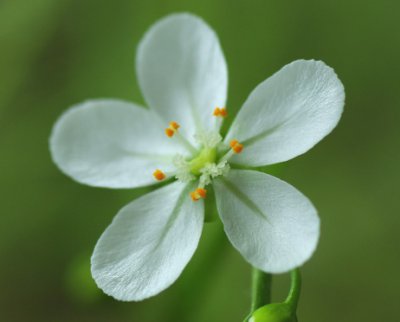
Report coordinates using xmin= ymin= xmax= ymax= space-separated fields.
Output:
xmin=249 ymin=303 xmax=297 ymax=322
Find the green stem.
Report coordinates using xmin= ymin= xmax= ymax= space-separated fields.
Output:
xmin=284 ymin=268 xmax=301 ymax=311
xmin=251 ymin=267 xmax=272 ymax=311
xmin=243 ymin=267 xmax=272 ymax=321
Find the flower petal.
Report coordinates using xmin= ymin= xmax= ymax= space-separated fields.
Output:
xmin=91 ymin=181 xmax=204 ymax=301
xmin=213 ymin=169 xmax=319 ymax=273
xmin=50 ymin=99 xmax=186 ymax=189
xmin=136 ymin=13 xmax=228 ymax=142
xmin=225 ymin=60 xmax=345 ymax=166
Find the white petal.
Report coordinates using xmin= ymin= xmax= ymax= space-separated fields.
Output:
xmin=50 ymin=99 xmax=186 ymax=189
xmin=225 ymin=60 xmax=345 ymax=166
xmin=136 ymin=13 xmax=228 ymax=143
xmin=91 ymin=181 xmax=204 ymax=301
xmin=213 ymin=170 xmax=319 ymax=273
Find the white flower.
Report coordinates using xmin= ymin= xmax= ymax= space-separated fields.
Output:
xmin=49 ymin=13 xmax=344 ymax=301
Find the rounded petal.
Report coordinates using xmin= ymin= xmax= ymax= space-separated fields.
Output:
xmin=213 ymin=170 xmax=319 ymax=273
xmin=50 ymin=99 xmax=186 ymax=189
xmin=91 ymin=181 xmax=204 ymax=301
xmin=225 ymin=60 xmax=345 ymax=166
xmin=136 ymin=13 xmax=228 ymax=142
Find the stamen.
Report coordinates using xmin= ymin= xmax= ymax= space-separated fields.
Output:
xmin=230 ymin=139 xmax=244 ymax=154
xmin=213 ymin=107 xmax=228 ymax=118
xmin=190 ymin=188 xmax=207 ymax=201
xmin=170 ymin=121 xmax=180 ymax=130
xmin=164 ymin=121 xmax=197 ymax=154
xmin=229 ymin=139 xmax=238 ymax=148
xmin=165 ymin=128 xmax=175 ymax=137
xmin=219 ymin=139 xmax=245 ymax=163
xmin=165 ymin=121 xmax=180 ymax=137
xmin=153 ymin=169 xmax=166 ymax=181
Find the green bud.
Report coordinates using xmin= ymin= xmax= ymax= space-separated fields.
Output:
xmin=249 ymin=303 xmax=297 ymax=322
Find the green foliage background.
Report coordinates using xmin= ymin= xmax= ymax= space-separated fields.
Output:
xmin=1 ymin=0 xmax=399 ymax=321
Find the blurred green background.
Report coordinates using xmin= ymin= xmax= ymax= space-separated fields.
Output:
xmin=1 ymin=0 xmax=399 ymax=321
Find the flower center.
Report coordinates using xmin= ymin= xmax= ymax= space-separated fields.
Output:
xmin=171 ymin=131 xmax=228 ymax=186
xmin=152 ymin=107 xmax=244 ymax=201
xmin=189 ymin=147 xmax=217 ymax=176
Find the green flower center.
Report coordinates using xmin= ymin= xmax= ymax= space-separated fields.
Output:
xmin=189 ymin=147 xmax=217 ymax=176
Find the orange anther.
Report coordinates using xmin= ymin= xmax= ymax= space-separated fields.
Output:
xmin=232 ymin=143 xmax=243 ymax=153
xmin=165 ymin=121 xmax=180 ymax=137
xmin=165 ymin=128 xmax=175 ymax=137
xmin=230 ymin=139 xmax=244 ymax=154
xmin=190 ymin=188 xmax=207 ymax=201
xmin=196 ymin=188 xmax=207 ymax=198
xmin=169 ymin=121 xmax=180 ymax=130
xmin=230 ymin=139 xmax=239 ymax=148
xmin=213 ymin=107 xmax=228 ymax=118
xmin=213 ymin=107 xmax=221 ymax=116
xmin=153 ymin=169 xmax=166 ymax=181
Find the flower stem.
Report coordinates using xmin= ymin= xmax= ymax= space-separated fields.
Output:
xmin=251 ymin=267 xmax=272 ymax=311
xmin=243 ymin=267 xmax=272 ymax=321
xmin=284 ymin=268 xmax=301 ymax=311
xmin=244 ymin=268 xmax=301 ymax=321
